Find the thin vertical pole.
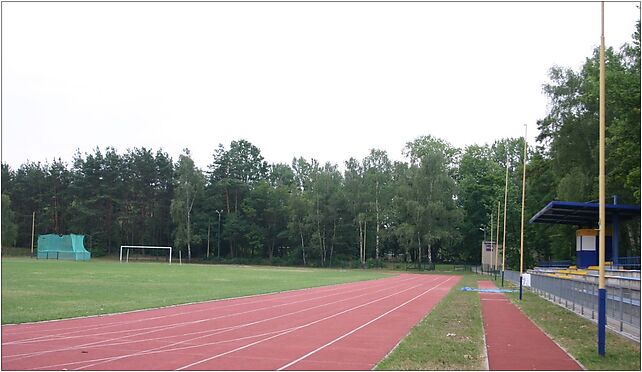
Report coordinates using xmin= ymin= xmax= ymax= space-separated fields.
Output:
xmin=490 ymin=211 xmax=494 ymax=272
xmin=597 ymin=0 xmax=607 ymax=357
xmin=217 ymin=211 xmax=222 ymax=259
xmin=502 ymin=153 xmax=509 ymax=286
xmin=481 ymin=231 xmax=485 ymax=270
xmin=31 ymin=211 xmax=36 ymax=257
xmin=496 ymin=201 xmax=500 ymax=273
xmin=519 ymin=124 xmax=528 ymax=300
xmin=207 ymin=222 xmax=211 ymax=258
xmin=612 ymin=195 xmax=619 ymax=266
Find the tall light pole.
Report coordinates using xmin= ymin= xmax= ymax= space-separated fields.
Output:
xmin=597 ymin=0 xmax=607 ymax=356
xmin=490 ymin=211 xmax=494 ymax=272
xmin=495 ymin=201 xmax=500 ymax=275
xmin=215 ymin=210 xmax=222 ymax=259
xmin=519 ymin=124 xmax=528 ymax=300
xmin=479 ymin=227 xmax=487 ymax=242
xmin=502 ymin=152 xmax=509 ymax=287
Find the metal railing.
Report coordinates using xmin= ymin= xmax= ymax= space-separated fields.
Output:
xmin=529 ymin=272 xmax=640 ymax=339
xmin=472 ymin=265 xmax=500 ymax=275
xmin=38 ymin=251 xmax=60 ymax=260
xmin=537 ymin=260 xmax=572 ymax=268
xmin=503 ymin=269 xmax=521 ymax=286
xmin=483 ymin=269 xmax=640 ymax=339
xmin=618 ymin=256 xmax=641 ymax=270
xmin=472 ymin=266 xmax=518 ymax=284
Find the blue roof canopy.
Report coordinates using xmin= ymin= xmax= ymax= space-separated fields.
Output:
xmin=529 ymin=201 xmax=641 ymax=226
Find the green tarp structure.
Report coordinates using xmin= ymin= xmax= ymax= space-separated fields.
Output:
xmin=37 ymin=234 xmax=91 ymax=260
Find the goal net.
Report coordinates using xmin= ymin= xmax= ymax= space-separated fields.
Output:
xmin=120 ymin=246 xmax=172 ymax=264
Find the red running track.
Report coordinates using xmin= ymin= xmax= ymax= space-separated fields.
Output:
xmin=478 ymin=280 xmax=582 ymax=371
xmin=2 ymin=274 xmax=458 ymax=370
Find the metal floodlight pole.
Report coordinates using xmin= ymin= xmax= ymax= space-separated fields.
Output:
xmin=519 ymin=124 xmax=528 ymax=300
xmin=597 ymin=1 xmax=607 ymax=357
xmin=495 ymin=201 xmax=500 ymax=279
xmin=490 ymin=211 xmax=494 ymax=272
xmin=502 ymin=153 xmax=509 ymax=287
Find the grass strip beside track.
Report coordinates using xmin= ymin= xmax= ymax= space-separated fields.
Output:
xmin=376 ymin=272 xmax=486 ymax=370
xmin=496 ymin=277 xmax=641 ymax=371
xmin=1 ymin=258 xmax=389 ymax=324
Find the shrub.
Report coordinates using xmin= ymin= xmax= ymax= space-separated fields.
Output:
xmin=366 ymin=258 xmax=384 ymax=269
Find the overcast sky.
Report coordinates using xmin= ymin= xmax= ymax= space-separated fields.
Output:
xmin=2 ymin=1 xmax=639 ymax=171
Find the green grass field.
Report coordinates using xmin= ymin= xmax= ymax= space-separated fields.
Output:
xmin=1 ymin=258 xmax=389 ymax=324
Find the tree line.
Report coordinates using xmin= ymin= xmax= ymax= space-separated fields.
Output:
xmin=2 ymin=21 xmax=639 ymax=268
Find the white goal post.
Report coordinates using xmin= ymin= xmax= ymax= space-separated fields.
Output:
xmin=120 ymin=245 xmax=172 ymax=264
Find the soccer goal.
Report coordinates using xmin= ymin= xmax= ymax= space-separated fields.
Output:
xmin=120 ymin=246 xmax=172 ymax=264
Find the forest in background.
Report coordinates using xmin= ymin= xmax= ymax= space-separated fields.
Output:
xmin=2 ymin=22 xmax=639 ymax=269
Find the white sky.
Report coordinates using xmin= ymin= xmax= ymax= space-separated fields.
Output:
xmin=2 ymin=1 xmax=640 ymax=171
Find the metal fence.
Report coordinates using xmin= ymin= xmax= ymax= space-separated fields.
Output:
xmin=528 ymin=273 xmax=640 ymax=338
xmin=537 ymin=260 xmax=572 ymax=268
xmin=503 ymin=269 xmax=521 ymax=286
xmin=483 ymin=269 xmax=640 ymax=338
xmin=472 ymin=267 xmax=520 ymax=285
xmin=619 ymin=256 xmax=641 ymax=270
xmin=472 ymin=265 xmax=499 ymax=275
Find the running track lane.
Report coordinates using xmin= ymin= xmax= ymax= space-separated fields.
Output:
xmin=478 ymin=280 xmax=582 ymax=371
xmin=2 ymin=274 xmax=458 ymax=370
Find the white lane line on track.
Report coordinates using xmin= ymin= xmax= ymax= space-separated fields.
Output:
xmin=75 ymin=278 xmax=432 ymax=370
xmin=5 ymin=276 xmax=411 ymax=347
xmin=73 ymin=278 xmax=431 ymax=371
xmin=276 ymin=276 xmax=454 ymax=371
xmin=29 ymin=328 xmax=296 ymax=372
xmin=5 ymin=276 xmax=420 ymax=362
xmin=19 ymin=276 xmax=432 ymax=370
xmin=3 ymin=276 xmax=399 ymax=339
xmin=174 ymin=276 xmax=444 ymax=371
xmin=3 ymin=275 xmax=404 ymax=344
xmin=2 ymin=276 xmax=395 ymax=336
